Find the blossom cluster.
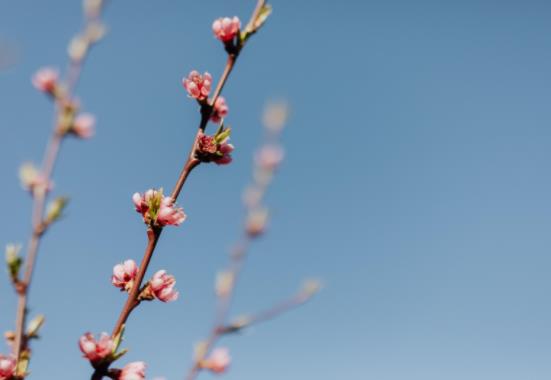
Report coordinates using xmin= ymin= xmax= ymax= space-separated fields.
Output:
xmin=133 ymin=189 xmax=186 ymax=227
xmin=32 ymin=67 xmax=96 ymax=139
xmin=112 ymin=259 xmax=179 ymax=303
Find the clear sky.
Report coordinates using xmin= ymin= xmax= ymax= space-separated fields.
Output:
xmin=1 ymin=0 xmax=551 ymax=379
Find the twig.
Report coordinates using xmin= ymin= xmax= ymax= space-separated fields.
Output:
xmin=12 ymin=0 xmax=108 ymax=367
xmin=108 ymin=0 xmax=267 ymax=355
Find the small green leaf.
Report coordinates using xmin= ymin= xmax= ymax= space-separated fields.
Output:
xmin=254 ymin=4 xmax=273 ymax=31
xmin=46 ymin=196 xmax=69 ymax=224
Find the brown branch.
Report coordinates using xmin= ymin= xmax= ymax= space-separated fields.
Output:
xmin=11 ymin=0 xmax=108 ymax=368
xmin=107 ymin=0 xmax=267 ymax=344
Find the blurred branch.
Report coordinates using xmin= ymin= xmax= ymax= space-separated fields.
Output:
xmin=11 ymin=0 xmax=109 ymax=373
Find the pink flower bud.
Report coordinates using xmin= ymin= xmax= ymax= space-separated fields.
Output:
xmin=19 ymin=162 xmax=53 ymax=195
xmin=150 ymin=270 xmax=179 ymax=302
xmin=112 ymin=259 xmax=138 ymax=291
xmin=79 ymin=332 xmax=114 ymax=363
xmin=201 ymin=348 xmax=231 ymax=374
xmin=210 ymin=97 xmax=229 ymax=124
xmin=182 ymin=71 xmax=212 ymax=101
xmin=212 ymin=17 xmax=241 ymax=42
xmin=157 ymin=197 xmax=186 ymax=226
xmin=132 ymin=190 xmax=186 ymax=227
xmin=72 ymin=113 xmax=96 ymax=139
xmin=255 ymin=145 xmax=284 ymax=171
xmin=32 ymin=67 xmax=58 ymax=93
xmin=0 ymin=354 xmax=16 ymax=380
xmin=119 ymin=361 xmax=146 ymax=380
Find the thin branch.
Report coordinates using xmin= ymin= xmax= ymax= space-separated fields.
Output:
xmin=108 ymin=0 xmax=266 ymax=350
xmin=11 ymin=0 xmax=108 ymax=366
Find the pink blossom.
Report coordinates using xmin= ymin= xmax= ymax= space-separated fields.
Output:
xmin=133 ymin=190 xmax=186 ymax=227
xmin=210 ymin=97 xmax=229 ymax=124
xmin=79 ymin=332 xmax=114 ymax=363
xmin=32 ymin=67 xmax=58 ymax=93
xmin=157 ymin=197 xmax=186 ymax=226
xmin=212 ymin=17 xmax=241 ymax=42
xmin=112 ymin=259 xmax=138 ymax=291
xmin=182 ymin=71 xmax=212 ymax=101
xmin=150 ymin=270 xmax=179 ymax=302
xmin=201 ymin=348 xmax=231 ymax=374
xmin=72 ymin=113 xmax=96 ymax=139
xmin=255 ymin=145 xmax=284 ymax=171
xmin=0 ymin=354 xmax=16 ymax=380
xmin=119 ymin=361 xmax=146 ymax=380
xmin=195 ymin=132 xmax=234 ymax=165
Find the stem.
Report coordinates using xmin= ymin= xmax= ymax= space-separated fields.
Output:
xmin=109 ymin=0 xmax=265 ymax=342
xmin=11 ymin=0 xmax=108 ymax=366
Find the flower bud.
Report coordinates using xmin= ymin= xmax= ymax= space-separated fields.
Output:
xmin=255 ymin=144 xmax=284 ymax=172
xmin=212 ymin=17 xmax=241 ymax=43
xmin=199 ymin=348 xmax=231 ymax=374
xmin=195 ymin=128 xmax=234 ymax=165
xmin=182 ymin=71 xmax=212 ymax=102
xmin=19 ymin=162 xmax=52 ymax=195
xmin=112 ymin=260 xmax=138 ymax=292
xmin=71 ymin=113 xmax=96 ymax=139
xmin=133 ymin=189 xmax=186 ymax=227
xmin=149 ymin=270 xmax=179 ymax=302
xmin=0 ymin=354 xmax=16 ymax=380
xmin=119 ymin=361 xmax=146 ymax=380
xmin=215 ymin=271 xmax=234 ymax=298
xmin=210 ymin=96 xmax=229 ymax=124
xmin=26 ymin=314 xmax=45 ymax=339
xmin=79 ymin=332 xmax=115 ymax=363
xmin=5 ymin=244 xmax=22 ymax=283
xmin=32 ymin=67 xmax=58 ymax=94
xmin=45 ymin=197 xmax=69 ymax=225
xmin=245 ymin=208 xmax=269 ymax=238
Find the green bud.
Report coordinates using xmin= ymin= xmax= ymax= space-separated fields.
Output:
xmin=26 ymin=314 xmax=45 ymax=339
xmin=5 ymin=244 xmax=23 ymax=282
xmin=46 ymin=196 xmax=69 ymax=224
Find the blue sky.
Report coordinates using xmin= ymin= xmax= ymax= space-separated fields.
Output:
xmin=1 ymin=0 xmax=551 ymax=379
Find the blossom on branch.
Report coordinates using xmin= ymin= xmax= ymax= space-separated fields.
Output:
xmin=79 ymin=332 xmax=114 ymax=363
xmin=119 ymin=361 xmax=146 ymax=380
xmin=212 ymin=17 xmax=241 ymax=43
xmin=0 ymin=354 xmax=16 ymax=380
xmin=200 ymin=347 xmax=231 ymax=374
xmin=149 ymin=270 xmax=179 ymax=302
xmin=32 ymin=67 xmax=59 ymax=94
xmin=132 ymin=189 xmax=186 ymax=227
xmin=195 ymin=128 xmax=234 ymax=165
xmin=255 ymin=144 xmax=284 ymax=171
xmin=71 ymin=113 xmax=96 ymax=139
xmin=19 ymin=162 xmax=52 ymax=195
xmin=112 ymin=259 xmax=138 ymax=292
xmin=210 ymin=96 xmax=229 ymax=124
xmin=182 ymin=71 xmax=212 ymax=102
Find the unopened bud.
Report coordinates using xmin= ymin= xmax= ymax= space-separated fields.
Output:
xmin=68 ymin=36 xmax=88 ymax=62
xmin=215 ymin=271 xmax=234 ymax=297
xmin=26 ymin=314 xmax=45 ymax=338
xmin=86 ymin=22 xmax=107 ymax=43
xmin=46 ymin=197 xmax=69 ymax=224
xmin=5 ymin=244 xmax=22 ymax=281
xmin=245 ymin=208 xmax=269 ymax=238
xmin=262 ymin=101 xmax=288 ymax=133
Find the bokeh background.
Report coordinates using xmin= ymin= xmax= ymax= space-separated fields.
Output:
xmin=1 ymin=0 xmax=551 ymax=379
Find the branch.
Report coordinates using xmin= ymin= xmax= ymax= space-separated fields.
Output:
xmin=105 ymin=0 xmax=269 ymax=366
xmin=10 ymin=0 xmax=109 ymax=372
